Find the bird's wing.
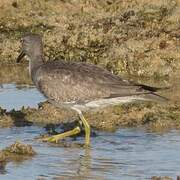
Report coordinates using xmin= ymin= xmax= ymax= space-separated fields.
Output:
xmin=33 ymin=61 xmax=165 ymax=103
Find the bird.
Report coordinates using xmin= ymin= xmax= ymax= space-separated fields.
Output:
xmin=16 ymin=34 xmax=168 ymax=146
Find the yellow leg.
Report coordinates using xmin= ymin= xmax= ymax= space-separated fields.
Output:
xmin=72 ymin=107 xmax=91 ymax=146
xmin=79 ymin=113 xmax=90 ymax=146
xmin=42 ymin=126 xmax=81 ymax=143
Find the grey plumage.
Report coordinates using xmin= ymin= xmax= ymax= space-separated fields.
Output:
xmin=17 ymin=34 xmax=168 ymax=108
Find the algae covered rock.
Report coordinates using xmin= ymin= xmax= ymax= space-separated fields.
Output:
xmin=0 ymin=141 xmax=36 ymax=166
xmin=0 ymin=100 xmax=180 ymax=131
xmin=0 ymin=0 xmax=180 ymax=78
xmin=4 ymin=141 xmax=36 ymax=156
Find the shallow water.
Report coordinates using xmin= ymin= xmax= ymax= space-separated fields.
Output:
xmin=0 ymin=83 xmax=180 ymax=179
xmin=1 ymin=126 xmax=180 ymax=179
xmin=0 ymin=84 xmax=45 ymax=110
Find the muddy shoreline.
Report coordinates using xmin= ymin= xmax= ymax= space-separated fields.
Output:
xmin=0 ymin=100 xmax=179 ymax=132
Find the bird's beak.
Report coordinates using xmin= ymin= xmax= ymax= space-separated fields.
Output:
xmin=16 ymin=50 xmax=25 ymax=63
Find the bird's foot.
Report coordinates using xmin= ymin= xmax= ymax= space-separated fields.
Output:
xmin=41 ymin=126 xmax=81 ymax=143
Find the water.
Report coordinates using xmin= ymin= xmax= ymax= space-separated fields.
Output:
xmin=1 ymin=127 xmax=180 ymax=179
xmin=0 ymin=83 xmax=180 ymax=179
xmin=0 ymin=84 xmax=45 ymax=110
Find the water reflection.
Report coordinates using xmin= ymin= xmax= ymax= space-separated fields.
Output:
xmin=0 ymin=162 xmax=7 ymax=175
xmin=76 ymin=149 xmax=92 ymax=178
xmin=53 ymin=148 xmax=93 ymax=179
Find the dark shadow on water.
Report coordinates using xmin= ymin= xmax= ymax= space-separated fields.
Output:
xmin=0 ymin=162 xmax=7 ymax=175
xmin=43 ymin=121 xmax=97 ymax=138
xmin=9 ymin=109 xmax=33 ymax=127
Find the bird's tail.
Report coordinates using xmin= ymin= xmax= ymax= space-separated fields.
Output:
xmin=139 ymin=92 xmax=169 ymax=103
xmin=137 ymin=84 xmax=170 ymax=92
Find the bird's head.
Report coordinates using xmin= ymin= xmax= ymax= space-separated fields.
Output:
xmin=17 ymin=34 xmax=43 ymax=63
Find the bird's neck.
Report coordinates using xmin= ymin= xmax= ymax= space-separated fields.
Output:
xmin=28 ymin=54 xmax=44 ymax=77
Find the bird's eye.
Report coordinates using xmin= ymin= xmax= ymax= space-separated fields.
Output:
xmin=20 ymin=38 xmax=24 ymax=43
